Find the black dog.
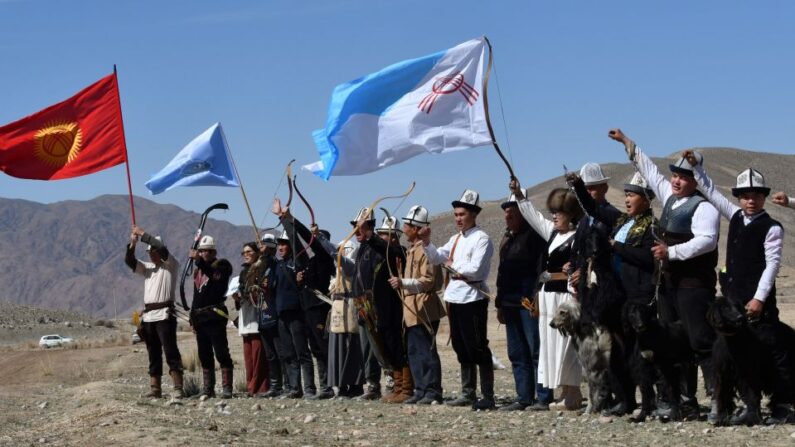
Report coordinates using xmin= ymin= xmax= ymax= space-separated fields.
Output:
xmin=708 ymin=297 xmax=795 ymax=426
xmin=550 ymin=300 xmax=613 ymax=414
xmin=625 ymin=300 xmax=694 ymax=421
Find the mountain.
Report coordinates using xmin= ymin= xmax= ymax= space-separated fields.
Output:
xmin=0 ymin=195 xmax=254 ymax=317
xmin=1 ymin=148 xmax=793 ymax=317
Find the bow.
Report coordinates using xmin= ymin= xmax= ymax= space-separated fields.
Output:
xmin=285 ymin=159 xmax=296 ymax=209
xmin=335 ymin=181 xmax=416 ymax=290
xmin=482 ymin=36 xmax=516 ymax=181
xmin=292 ymin=174 xmax=316 ymax=261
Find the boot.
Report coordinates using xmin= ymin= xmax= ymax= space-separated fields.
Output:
xmin=382 ymin=369 xmax=403 ymax=403
xmin=358 ymin=382 xmax=381 ymax=401
xmin=563 ymin=385 xmax=583 ymax=411
xmin=201 ymin=368 xmax=216 ymax=398
xmin=392 ymin=366 xmax=414 ymax=404
xmin=145 ymin=375 xmax=162 ymax=398
xmin=446 ymin=364 xmax=476 ymax=407
xmin=170 ymin=370 xmax=184 ymax=399
xmin=220 ymin=368 xmax=233 ymax=399
xmin=472 ymin=362 xmax=495 ymax=411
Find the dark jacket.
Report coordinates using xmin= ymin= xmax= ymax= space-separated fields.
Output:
xmin=191 ymin=256 xmax=233 ymax=323
xmin=270 ymin=257 xmax=301 ymax=316
xmin=354 ymin=234 xmax=405 ymax=330
xmin=281 ymin=215 xmax=335 ymax=310
xmin=495 ymin=224 xmax=545 ymax=308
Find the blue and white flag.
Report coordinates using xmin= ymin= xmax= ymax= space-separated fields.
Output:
xmin=145 ymin=123 xmax=239 ymax=195
xmin=306 ymin=37 xmax=492 ymax=180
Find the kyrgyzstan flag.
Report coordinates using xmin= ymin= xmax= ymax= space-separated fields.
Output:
xmin=0 ymin=73 xmax=127 ymax=180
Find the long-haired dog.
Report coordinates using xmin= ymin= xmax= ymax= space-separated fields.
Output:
xmin=707 ymin=297 xmax=795 ymax=426
xmin=550 ymin=300 xmax=612 ymax=414
xmin=625 ymin=300 xmax=694 ymax=421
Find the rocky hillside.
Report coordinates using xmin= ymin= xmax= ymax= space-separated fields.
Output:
xmin=1 ymin=147 xmax=793 ymax=317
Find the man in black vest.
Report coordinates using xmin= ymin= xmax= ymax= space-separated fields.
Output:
xmin=495 ymin=189 xmax=551 ymax=411
xmin=609 ymin=129 xmax=719 ymax=419
xmin=688 ymin=154 xmax=792 ymax=424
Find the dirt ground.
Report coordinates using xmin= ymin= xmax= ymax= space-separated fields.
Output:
xmin=3 ymin=302 xmax=795 ymax=446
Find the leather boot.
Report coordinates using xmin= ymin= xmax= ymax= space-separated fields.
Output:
xmin=201 ymin=368 xmax=216 ymax=398
xmin=145 ymin=375 xmax=162 ymax=398
xmin=446 ymin=364 xmax=476 ymax=406
xmin=472 ymin=362 xmax=495 ymax=410
xmin=220 ymin=368 xmax=234 ymax=399
xmin=170 ymin=370 xmax=184 ymax=399
xmin=382 ymin=369 xmax=403 ymax=403
xmin=392 ymin=366 xmax=414 ymax=404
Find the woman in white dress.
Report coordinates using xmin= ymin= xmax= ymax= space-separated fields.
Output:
xmin=510 ymin=181 xmax=584 ymax=410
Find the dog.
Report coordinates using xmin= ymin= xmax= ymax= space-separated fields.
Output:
xmin=550 ymin=300 xmax=612 ymax=414
xmin=707 ymin=297 xmax=795 ymax=426
xmin=624 ymin=300 xmax=694 ymax=421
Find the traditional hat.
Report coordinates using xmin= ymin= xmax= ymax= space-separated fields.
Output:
xmin=623 ymin=172 xmax=655 ymax=200
xmin=501 ymin=188 xmax=528 ymax=210
xmin=260 ymin=233 xmax=277 ymax=248
xmin=451 ymin=189 xmax=481 ymax=213
xmin=349 ymin=207 xmax=375 ymax=226
xmin=318 ymin=229 xmax=331 ymax=241
xmin=546 ymin=188 xmax=584 ymax=223
xmin=669 ymin=151 xmax=703 ymax=177
xmin=276 ymin=230 xmax=290 ymax=243
xmin=197 ymin=235 xmax=216 ymax=250
xmin=402 ymin=205 xmax=430 ymax=227
xmin=375 ymin=216 xmax=402 ymax=235
xmin=146 ymin=236 xmax=163 ymax=252
xmin=731 ymin=168 xmax=770 ymax=197
xmin=580 ymin=163 xmax=610 ymax=186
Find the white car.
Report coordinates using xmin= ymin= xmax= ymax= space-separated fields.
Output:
xmin=39 ymin=334 xmax=74 ymax=348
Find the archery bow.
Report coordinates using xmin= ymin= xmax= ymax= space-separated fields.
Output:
xmin=482 ymin=36 xmax=516 ymax=181
xmin=292 ymin=174 xmax=316 ymax=261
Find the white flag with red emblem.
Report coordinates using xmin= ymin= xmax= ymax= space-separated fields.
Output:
xmin=306 ymin=37 xmax=492 ymax=179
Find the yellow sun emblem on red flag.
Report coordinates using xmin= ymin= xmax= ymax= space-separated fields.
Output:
xmin=33 ymin=121 xmax=83 ymax=167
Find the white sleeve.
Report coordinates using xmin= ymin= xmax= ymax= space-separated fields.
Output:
xmin=454 ymin=235 xmax=493 ymax=279
xmin=516 ymin=199 xmax=554 ymax=241
xmin=634 ymin=147 xmax=673 ymax=204
xmin=423 ymin=239 xmax=451 ymax=266
xmin=400 ymin=278 xmax=424 ymax=295
xmin=753 ymin=225 xmax=783 ymax=302
xmin=789 ymin=197 xmax=795 ymax=209
xmin=693 ymin=165 xmax=740 ymax=220
xmin=668 ymin=202 xmax=720 ymax=261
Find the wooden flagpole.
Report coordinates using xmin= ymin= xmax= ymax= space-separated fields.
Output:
xmin=218 ymin=125 xmax=260 ymax=242
xmin=113 ymin=65 xmax=137 ymax=225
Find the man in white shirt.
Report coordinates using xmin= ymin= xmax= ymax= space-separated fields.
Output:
xmin=419 ymin=189 xmax=495 ymax=410
xmin=609 ymin=129 xmax=719 ymax=419
xmin=688 ymin=155 xmax=793 ymax=424
xmin=125 ymin=225 xmax=183 ymax=399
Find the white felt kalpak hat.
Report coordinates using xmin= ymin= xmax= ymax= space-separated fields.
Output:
xmin=260 ymin=233 xmax=277 ymax=248
xmin=623 ymin=172 xmax=655 ymax=200
xmin=580 ymin=163 xmax=610 ymax=186
xmin=146 ymin=236 xmax=163 ymax=252
xmin=197 ymin=235 xmax=216 ymax=250
xmin=451 ymin=189 xmax=481 ymax=213
xmin=276 ymin=230 xmax=290 ymax=243
xmin=501 ymin=188 xmax=528 ymax=210
xmin=669 ymin=151 xmax=703 ymax=176
xmin=402 ymin=205 xmax=430 ymax=227
xmin=731 ymin=168 xmax=770 ymax=197
xmin=376 ymin=216 xmax=402 ymax=235
xmin=349 ymin=207 xmax=375 ymax=226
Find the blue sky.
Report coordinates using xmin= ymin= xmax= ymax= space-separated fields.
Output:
xmin=1 ymin=0 xmax=793 ymax=241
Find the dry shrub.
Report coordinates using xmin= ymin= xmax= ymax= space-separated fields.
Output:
xmin=38 ymin=357 xmax=53 ymax=376
xmin=94 ymin=319 xmax=107 ymax=327
xmin=182 ymin=350 xmax=199 ymax=373
xmin=182 ymin=373 xmax=201 ymax=398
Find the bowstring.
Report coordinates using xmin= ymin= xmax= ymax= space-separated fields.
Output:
xmin=492 ymin=58 xmax=515 ymax=169
xmin=258 ymin=171 xmax=287 ymax=231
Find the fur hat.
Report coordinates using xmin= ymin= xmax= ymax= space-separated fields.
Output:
xmin=451 ymin=189 xmax=481 ymax=213
xmin=546 ymin=188 xmax=584 ymax=223
xmin=197 ymin=235 xmax=216 ymax=250
xmin=731 ymin=168 xmax=770 ymax=197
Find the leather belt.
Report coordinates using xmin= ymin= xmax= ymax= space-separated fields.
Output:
xmin=143 ymin=301 xmax=174 ymax=313
xmin=539 ymin=271 xmax=568 ymax=283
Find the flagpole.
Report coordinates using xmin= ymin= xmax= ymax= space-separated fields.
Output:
xmin=113 ymin=65 xmax=137 ymax=225
xmin=218 ymin=125 xmax=260 ymax=242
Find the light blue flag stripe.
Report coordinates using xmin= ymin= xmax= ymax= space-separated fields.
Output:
xmin=145 ymin=123 xmax=239 ymax=195
xmin=312 ymin=49 xmax=446 ymax=180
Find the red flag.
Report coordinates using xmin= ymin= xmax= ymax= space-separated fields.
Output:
xmin=0 ymin=74 xmax=127 ymax=180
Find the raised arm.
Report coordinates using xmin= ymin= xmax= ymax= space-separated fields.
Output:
xmin=688 ymin=152 xmax=739 ymax=220
xmin=608 ymin=129 xmax=672 ymax=203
